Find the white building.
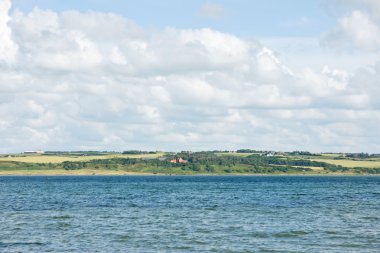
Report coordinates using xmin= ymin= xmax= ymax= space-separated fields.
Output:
xmin=24 ymin=150 xmax=45 ymax=154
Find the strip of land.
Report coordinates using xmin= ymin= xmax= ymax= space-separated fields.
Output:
xmin=1 ymin=150 xmax=379 ymax=175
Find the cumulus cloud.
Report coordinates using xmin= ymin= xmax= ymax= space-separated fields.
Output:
xmin=0 ymin=0 xmax=17 ymax=63
xmin=321 ymin=0 xmax=380 ymax=52
xmin=321 ymin=10 xmax=380 ymax=51
xmin=0 ymin=2 xmax=379 ymax=153
xmin=198 ymin=3 xmax=226 ymax=19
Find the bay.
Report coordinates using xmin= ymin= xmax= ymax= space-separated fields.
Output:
xmin=0 ymin=176 xmax=379 ymax=252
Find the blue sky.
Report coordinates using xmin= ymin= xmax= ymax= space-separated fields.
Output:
xmin=1 ymin=0 xmax=380 ymax=153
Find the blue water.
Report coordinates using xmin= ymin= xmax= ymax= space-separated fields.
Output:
xmin=0 ymin=176 xmax=379 ymax=252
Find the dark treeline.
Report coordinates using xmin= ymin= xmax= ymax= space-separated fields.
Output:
xmin=122 ymin=150 xmax=157 ymax=155
xmin=345 ymin=153 xmax=370 ymax=158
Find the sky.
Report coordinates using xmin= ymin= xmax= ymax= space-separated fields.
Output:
xmin=1 ymin=0 xmax=380 ymax=153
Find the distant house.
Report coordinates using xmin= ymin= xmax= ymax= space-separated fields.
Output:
xmin=170 ymin=157 xmax=188 ymax=164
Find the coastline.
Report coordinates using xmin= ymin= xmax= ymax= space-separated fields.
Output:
xmin=0 ymin=170 xmax=377 ymax=176
xmin=0 ymin=169 xmax=156 ymax=176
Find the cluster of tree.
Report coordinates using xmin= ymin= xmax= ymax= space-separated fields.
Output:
xmin=236 ymin=149 xmax=258 ymax=153
xmin=345 ymin=153 xmax=370 ymax=158
xmin=122 ymin=150 xmax=157 ymax=155
xmin=286 ymin=151 xmax=320 ymax=156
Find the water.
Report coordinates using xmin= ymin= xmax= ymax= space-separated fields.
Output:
xmin=0 ymin=176 xmax=379 ymax=252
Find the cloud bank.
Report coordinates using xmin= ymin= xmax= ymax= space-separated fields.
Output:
xmin=0 ymin=0 xmax=379 ymax=153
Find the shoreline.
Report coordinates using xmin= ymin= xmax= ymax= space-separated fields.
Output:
xmin=0 ymin=171 xmax=378 ymax=177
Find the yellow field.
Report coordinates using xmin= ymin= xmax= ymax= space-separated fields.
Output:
xmin=295 ymin=166 xmax=325 ymax=171
xmin=310 ymin=159 xmax=380 ymax=168
xmin=0 ymin=169 xmax=157 ymax=176
xmin=319 ymin=153 xmax=342 ymax=157
xmin=0 ymin=153 xmax=164 ymax=164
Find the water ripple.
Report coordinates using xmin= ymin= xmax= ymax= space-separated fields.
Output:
xmin=0 ymin=176 xmax=379 ymax=252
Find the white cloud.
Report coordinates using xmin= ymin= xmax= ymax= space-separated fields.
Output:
xmin=0 ymin=0 xmax=17 ymax=63
xmin=35 ymin=31 xmax=103 ymax=70
xmin=111 ymin=47 xmax=128 ymax=65
xmin=198 ymin=3 xmax=226 ymax=19
xmin=322 ymin=10 xmax=380 ymax=51
xmin=0 ymin=2 xmax=379 ymax=153
xmin=137 ymin=105 xmax=161 ymax=121
xmin=255 ymin=47 xmax=294 ymax=81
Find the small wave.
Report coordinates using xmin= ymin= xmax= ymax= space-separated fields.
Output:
xmin=361 ymin=216 xmax=379 ymax=221
xmin=325 ymin=230 xmax=338 ymax=235
xmin=204 ymin=205 xmax=218 ymax=211
xmin=251 ymin=232 xmax=270 ymax=238
xmin=169 ymin=245 xmax=193 ymax=250
xmin=51 ymin=215 xmax=72 ymax=219
xmin=333 ymin=243 xmax=364 ymax=248
xmin=0 ymin=241 xmax=46 ymax=247
xmin=273 ymin=230 xmax=309 ymax=238
xmin=56 ymin=222 xmax=72 ymax=228
xmin=116 ymin=235 xmax=130 ymax=241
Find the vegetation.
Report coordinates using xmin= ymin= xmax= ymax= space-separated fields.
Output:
xmin=122 ymin=150 xmax=157 ymax=155
xmin=1 ymin=150 xmax=380 ymax=175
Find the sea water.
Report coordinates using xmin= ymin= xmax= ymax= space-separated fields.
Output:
xmin=0 ymin=176 xmax=379 ymax=252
